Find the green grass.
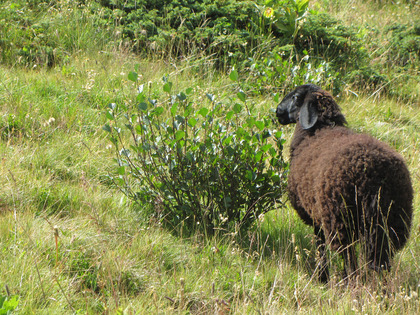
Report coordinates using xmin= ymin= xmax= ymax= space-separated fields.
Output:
xmin=0 ymin=1 xmax=419 ymax=314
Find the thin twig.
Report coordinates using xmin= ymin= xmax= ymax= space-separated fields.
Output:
xmin=54 ymin=275 xmax=76 ymax=313
xmin=34 ymin=260 xmax=48 ymax=303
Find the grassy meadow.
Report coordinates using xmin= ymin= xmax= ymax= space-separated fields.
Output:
xmin=0 ymin=0 xmax=419 ymax=313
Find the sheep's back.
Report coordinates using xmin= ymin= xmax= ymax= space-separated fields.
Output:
xmin=288 ymin=126 xmax=413 ymax=247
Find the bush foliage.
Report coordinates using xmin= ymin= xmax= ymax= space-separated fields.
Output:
xmin=104 ymin=68 xmax=288 ymax=234
xmin=384 ymin=22 xmax=420 ymax=68
xmin=1 ymin=0 xmax=418 ymax=99
xmin=97 ymin=0 xmax=262 ymax=67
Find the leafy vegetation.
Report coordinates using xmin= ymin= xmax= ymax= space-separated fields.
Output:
xmin=0 ymin=0 xmax=419 ymax=313
xmin=384 ymin=22 xmax=420 ymax=68
xmin=104 ymin=68 xmax=287 ymax=234
xmin=1 ymin=0 xmax=418 ymax=99
xmin=0 ymin=294 xmax=19 ymax=314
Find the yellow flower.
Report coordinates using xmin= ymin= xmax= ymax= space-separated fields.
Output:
xmin=264 ymin=7 xmax=274 ymax=18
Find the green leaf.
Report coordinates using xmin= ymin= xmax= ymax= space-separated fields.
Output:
xmin=106 ymin=111 xmax=115 ymax=121
xmin=229 ymin=69 xmax=239 ymax=82
xmin=222 ymin=135 xmax=233 ymax=146
xmin=103 ymin=124 xmax=111 ymax=133
xmin=237 ymin=91 xmax=246 ymax=102
xmin=163 ymin=81 xmax=173 ymax=93
xmin=297 ymin=0 xmax=309 ymax=13
xmin=152 ymin=106 xmax=164 ymax=116
xmin=246 ymin=117 xmax=255 ymax=128
xmin=137 ymin=102 xmax=148 ymax=111
xmin=226 ymin=111 xmax=234 ymax=120
xmin=255 ymin=120 xmax=265 ymax=131
xmin=188 ymin=118 xmax=197 ymax=127
xmin=269 ymin=147 xmax=277 ymax=156
xmin=0 ymin=295 xmax=19 ymax=312
xmin=246 ymin=170 xmax=257 ymax=181
xmin=261 ymin=144 xmax=272 ymax=152
xmin=128 ymin=71 xmax=138 ymax=82
xmin=233 ymin=103 xmax=242 ymax=114
xmin=171 ymin=103 xmax=178 ymax=116
xmin=177 ymin=92 xmax=187 ymax=101
xmin=137 ymin=92 xmax=146 ymax=103
xmin=117 ymin=166 xmax=125 ymax=175
xmin=185 ymin=87 xmax=193 ymax=94
xmin=175 ymin=130 xmax=185 ymax=141
xmin=198 ymin=108 xmax=209 ymax=117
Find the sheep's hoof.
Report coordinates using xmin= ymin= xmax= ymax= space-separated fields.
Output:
xmin=318 ymin=268 xmax=329 ymax=283
xmin=319 ymin=272 xmax=329 ymax=283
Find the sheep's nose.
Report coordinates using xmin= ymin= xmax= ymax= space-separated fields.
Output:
xmin=276 ymin=106 xmax=286 ymax=117
xmin=276 ymin=106 xmax=290 ymax=125
xmin=276 ymin=105 xmax=290 ymax=119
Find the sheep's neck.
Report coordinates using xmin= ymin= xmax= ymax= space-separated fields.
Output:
xmin=289 ymin=123 xmax=316 ymax=160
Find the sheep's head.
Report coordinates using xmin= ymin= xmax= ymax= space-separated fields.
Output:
xmin=276 ymin=84 xmax=347 ymax=130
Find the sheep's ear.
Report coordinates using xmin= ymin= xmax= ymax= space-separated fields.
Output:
xmin=299 ymin=99 xmax=318 ymax=130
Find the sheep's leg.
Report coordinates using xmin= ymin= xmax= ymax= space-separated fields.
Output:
xmin=365 ymin=197 xmax=391 ymax=272
xmin=367 ymin=226 xmax=391 ymax=272
xmin=314 ymin=226 xmax=329 ymax=282
xmin=342 ymin=245 xmax=357 ymax=279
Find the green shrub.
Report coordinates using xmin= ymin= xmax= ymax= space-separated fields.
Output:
xmin=295 ymin=13 xmax=367 ymax=71
xmin=0 ymin=0 xmax=368 ymax=89
xmin=247 ymin=5 xmax=378 ymax=93
xmin=104 ymin=67 xmax=288 ymax=234
xmin=384 ymin=23 xmax=420 ymax=68
xmin=96 ymin=0 xmax=263 ymax=68
xmin=247 ymin=49 xmax=338 ymax=94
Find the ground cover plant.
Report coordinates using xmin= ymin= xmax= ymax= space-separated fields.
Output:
xmin=0 ymin=0 xmax=419 ymax=313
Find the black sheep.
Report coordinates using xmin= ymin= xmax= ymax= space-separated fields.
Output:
xmin=276 ymin=84 xmax=413 ymax=282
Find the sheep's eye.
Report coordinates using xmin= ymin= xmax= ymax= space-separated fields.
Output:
xmin=292 ymin=95 xmax=297 ymax=100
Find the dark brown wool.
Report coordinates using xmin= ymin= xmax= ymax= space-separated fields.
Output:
xmin=276 ymin=84 xmax=413 ymax=281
